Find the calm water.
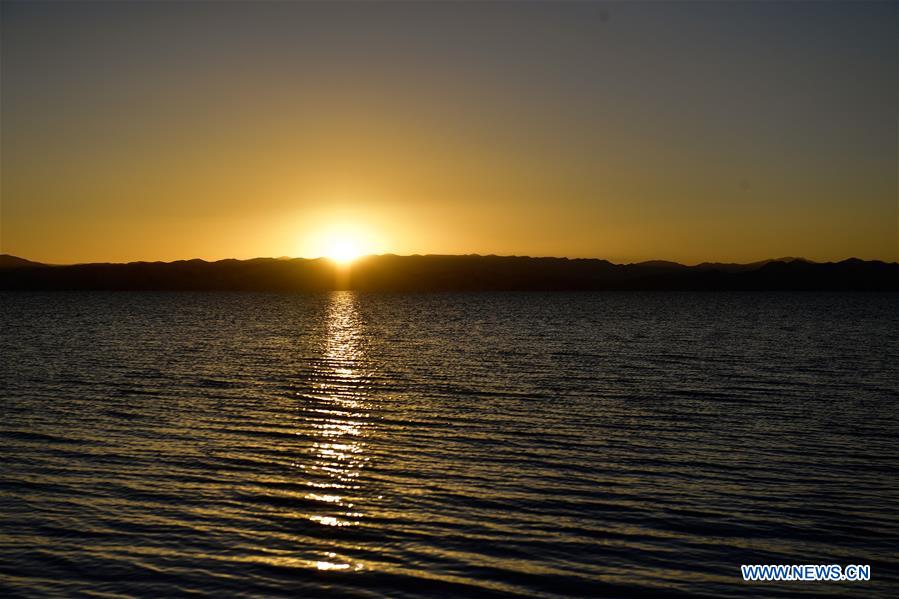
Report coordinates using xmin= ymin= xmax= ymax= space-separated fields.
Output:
xmin=1 ymin=292 xmax=897 ymax=598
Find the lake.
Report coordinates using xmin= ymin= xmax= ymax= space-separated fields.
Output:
xmin=1 ymin=292 xmax=897 ymax=597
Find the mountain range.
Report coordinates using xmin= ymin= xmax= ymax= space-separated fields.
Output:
xmin=1 ymin=254 xmax=896 ymax=291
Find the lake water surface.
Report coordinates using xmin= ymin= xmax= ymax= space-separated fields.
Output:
xmin=1 ymin=292 xmax=897 ymax=597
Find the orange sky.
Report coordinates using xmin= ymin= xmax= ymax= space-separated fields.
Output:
xmin=1 ymin=1 xmax=896 ymax=265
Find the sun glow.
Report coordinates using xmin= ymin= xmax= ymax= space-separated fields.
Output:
xmin=325 ymin=238 xmax=362 ymax=264
xmin=307 ymin=222 xmax=381 ymax=264
xmin=293 ymin=215 xmax=385 ymax=270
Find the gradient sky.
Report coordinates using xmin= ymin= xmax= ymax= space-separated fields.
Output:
xmin=1 ymin=1 xmax=896 ymax=264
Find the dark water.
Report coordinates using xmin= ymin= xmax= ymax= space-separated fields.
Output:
xmin=1 ymin=292 xmax=897 ymax=598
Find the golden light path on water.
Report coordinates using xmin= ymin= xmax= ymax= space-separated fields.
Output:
xmin=301 ymin=291 xmax=370 ymax=572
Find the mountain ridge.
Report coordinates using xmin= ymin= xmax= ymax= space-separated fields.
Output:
xmin=1 ymin=253 xmax=896 ymax=291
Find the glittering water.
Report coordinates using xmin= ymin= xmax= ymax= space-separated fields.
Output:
xmin=1 ymin=291 xmax=897 ymax=598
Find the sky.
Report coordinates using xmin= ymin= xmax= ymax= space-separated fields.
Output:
xmin=1 ymin=0 xmax=896 ymax=265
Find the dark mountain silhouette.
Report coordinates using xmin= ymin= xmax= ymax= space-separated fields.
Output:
xmin=0 ymin=254 xmax=896 ymax=291
xmin=693 ymin=257 xmax=812 ymax=272
xmin=0 ymin=254 xmax=47 ymax=269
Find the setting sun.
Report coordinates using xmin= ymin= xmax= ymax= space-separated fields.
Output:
xmin=326 ymin=238 xmax=362 ymax=264
xmin=307 ymin=222 xmax=379 ymax=264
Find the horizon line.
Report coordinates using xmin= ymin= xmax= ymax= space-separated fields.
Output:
xmin=3 ymin=252 xmax=896 ymax=269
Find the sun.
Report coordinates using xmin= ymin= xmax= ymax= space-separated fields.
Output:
xmin=324 ymin=237 xmax=363 ymax=264
xmin=303 ymin=221 xmax=380 ymax=264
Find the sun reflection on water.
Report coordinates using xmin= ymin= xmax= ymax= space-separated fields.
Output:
xmin=299 ymin=291 xmax=371 ymax=571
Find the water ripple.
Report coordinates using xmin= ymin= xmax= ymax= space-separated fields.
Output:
xmin=1 ymin=291 xmax=897 ymax=597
